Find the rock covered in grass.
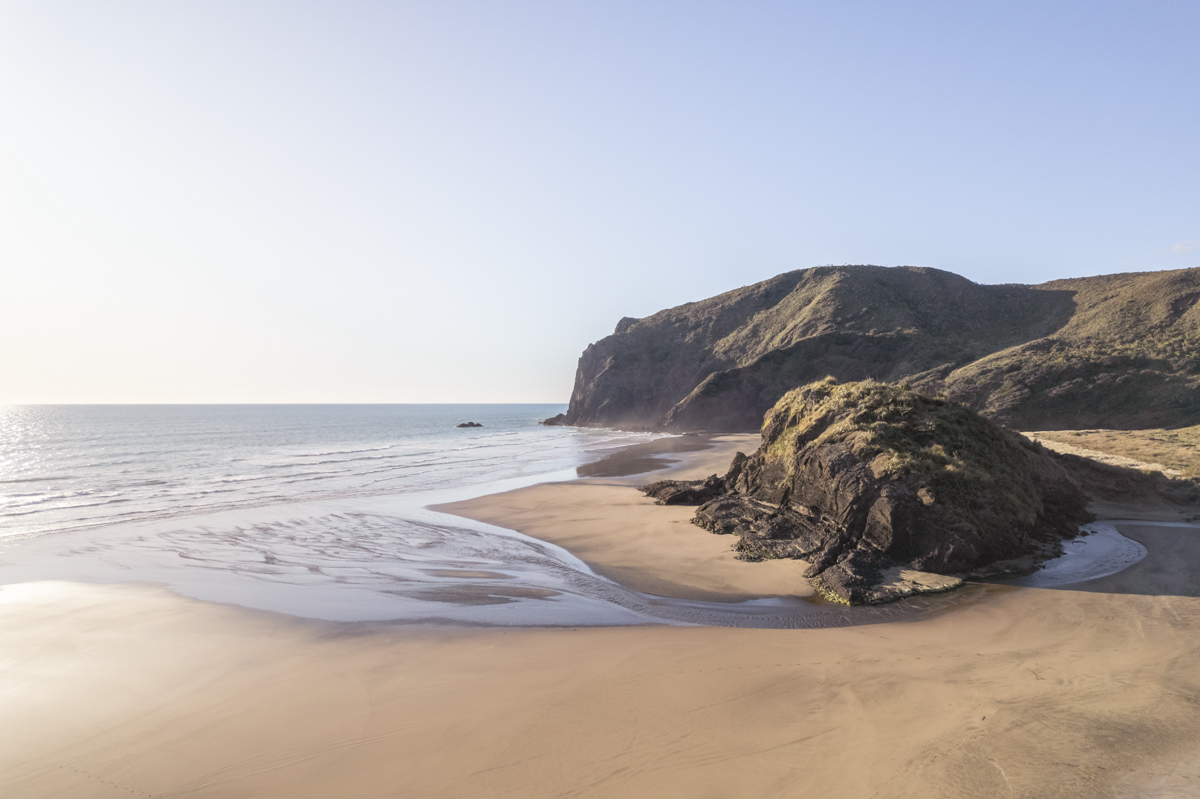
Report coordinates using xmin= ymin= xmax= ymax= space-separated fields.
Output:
xmin=641 ymin=379 xmax=1093 ymax=605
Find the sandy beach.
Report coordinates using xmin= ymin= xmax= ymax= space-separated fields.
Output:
xmin=439 ymin=434 xmax=821 ymax=602
xmin=8 ymin=2 xmax=1199 ymax=796
xmin=4 ymin=436 xmax=1200 ymax=798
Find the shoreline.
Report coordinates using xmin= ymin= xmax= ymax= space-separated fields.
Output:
xmin=0 ymin=429 xmax=1170 ymax=629
xmin=6 ymin=515 xmax=1200 ymax=796
xmin=436 ymin=432 xmax=826 ymax=604
xmin=5 ymin=435 xmax=1200 ymax=795
xmin=435 ymin=431 xmax=1162 ymax=609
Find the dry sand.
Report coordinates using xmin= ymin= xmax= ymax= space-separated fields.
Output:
xmin=4 ymin=436 xmax=1200 ymax=798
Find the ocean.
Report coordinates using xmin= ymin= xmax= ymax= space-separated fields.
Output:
xmin=0 ymin=404 xmax=637 ymax=542
xmin=0 ymin=404 xmax=904 ymax=628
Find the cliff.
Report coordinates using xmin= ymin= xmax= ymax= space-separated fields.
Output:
xmin=548 ymin=265 xmax=1200 ymax=432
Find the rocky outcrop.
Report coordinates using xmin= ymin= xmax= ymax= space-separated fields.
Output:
xmin=550 ymin=265 xmax=1200 ymax=432
xmin=456 ymin=422 xmax=483 ymax=428
xmin=640 ymin=380 xmax=1094 ymax=605
xmin=640 ymin=475 xmax=727 ymax=506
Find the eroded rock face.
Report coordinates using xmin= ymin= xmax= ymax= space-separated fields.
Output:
xmin=641 ymin=380 xmax=1094 ymax=605
xmin=556 ymin=264 xmax=1200 ymax=432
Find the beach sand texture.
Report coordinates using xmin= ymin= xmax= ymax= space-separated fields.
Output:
xmin=438 ymin=434 xmax=822 ymax=602
xmin=3 ymin=437 xmax=1200 ymax=798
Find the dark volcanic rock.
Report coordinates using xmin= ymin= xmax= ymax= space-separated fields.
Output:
xmin=642 ymin=379 xmax=1094 ymax=605
xmin=640 ymin=474 xmax=727 ymax=505
xmin=456 ymin=422 xmax=483 ymax=428
xmin=557 ymin=264 xmax=1200 ymax=432
xmin=541 ymin=413 xmax=568 ymax=426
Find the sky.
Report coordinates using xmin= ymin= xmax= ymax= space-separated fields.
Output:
xmin=0 ymin=1 xmax=1197 ymax=404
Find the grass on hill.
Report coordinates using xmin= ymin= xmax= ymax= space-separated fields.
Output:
xmin=1028 ymin=426 xmax=1200 ymax=480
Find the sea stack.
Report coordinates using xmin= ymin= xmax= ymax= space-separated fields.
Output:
xmin=642 ymin=379 xmax=1093 ymax=604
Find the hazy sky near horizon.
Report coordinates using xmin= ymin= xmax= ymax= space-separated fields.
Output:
xmin=1 ymin=1 xmax=1197 ymax=403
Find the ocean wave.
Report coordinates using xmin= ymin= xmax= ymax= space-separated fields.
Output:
xmin=0 ymin=406 xmax=647 ymax=544
xmin=0 ymin=496 xmax=132 ymax=517
xmin=0 ymin=475 xmax=75 ymax=485
xmin=292 ymin=453 xmax=410 ymax=467
xmin=279 ymin=474 xmax=342 ymax=484
xmin=292 ymin=444 xmax=398 ymax=458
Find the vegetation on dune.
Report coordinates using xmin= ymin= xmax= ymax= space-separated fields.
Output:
xmin=1030 ymin=426 xmax=1200 ymax=480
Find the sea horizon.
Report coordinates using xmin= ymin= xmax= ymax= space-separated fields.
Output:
xmin=0 ymin=403 xmax=626 ymax=544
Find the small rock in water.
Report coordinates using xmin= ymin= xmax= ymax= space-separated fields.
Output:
xmin=456 ymin=422 xmax=483 ymax=428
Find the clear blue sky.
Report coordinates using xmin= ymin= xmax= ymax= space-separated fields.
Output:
xmin=1 ymin=1 xmax=1196 ymax=403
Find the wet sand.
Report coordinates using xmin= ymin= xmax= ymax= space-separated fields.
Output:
xmin=438 ymin=434 xmax=815 ymax=602
xmin=4 ymin=436 xmax=1200 ymax=797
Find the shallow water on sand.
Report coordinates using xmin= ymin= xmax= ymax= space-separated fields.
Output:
xmin=0 ymin=405 xmax=690 ymax=626
xmin=1005 ymin=522 xmax=1149 ymax=589
xmin=0 ymin=474 xmax=967 ymax=628
xmin=0 ymin=405 xmax=1139 ymax=628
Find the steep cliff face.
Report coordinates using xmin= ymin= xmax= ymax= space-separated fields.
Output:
xmin=641 ymin=380 xmax=1093 ymax=605
xmin=549 ymin=265 xmax=1200 ymax=432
